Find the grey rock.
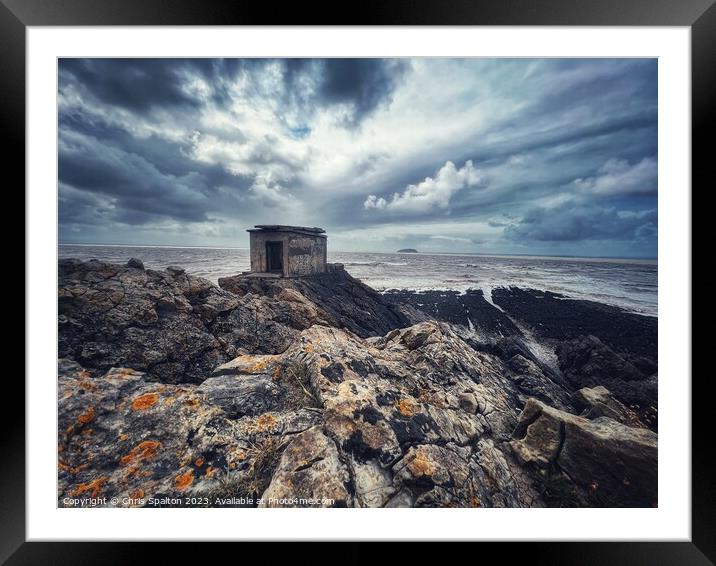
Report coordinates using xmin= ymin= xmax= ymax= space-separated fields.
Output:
xmin=571 ymin=386 xmax=645 ymax=428
xmin=197 ymin=374 xmax=284 ymax=418
xmin=511 ymin=398 xmax=657 ymax=507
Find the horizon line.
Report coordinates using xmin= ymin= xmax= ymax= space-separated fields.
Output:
xmin=58 ymin=242 xmax=657 ymax=262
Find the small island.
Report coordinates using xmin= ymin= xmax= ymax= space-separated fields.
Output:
xmin=396 ymin=248 xmax=418 ymax=253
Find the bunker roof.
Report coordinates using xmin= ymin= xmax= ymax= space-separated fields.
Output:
xmin=247 ymin=225 xmax=326 ymax=237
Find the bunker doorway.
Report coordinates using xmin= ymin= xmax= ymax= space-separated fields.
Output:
xmin=266 ymin=241 xmax=283 ymax=273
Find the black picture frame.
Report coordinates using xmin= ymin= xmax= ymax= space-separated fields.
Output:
xmin=5 ymin=0 xmax=711 ymax=561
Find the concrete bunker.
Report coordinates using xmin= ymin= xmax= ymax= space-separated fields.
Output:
xmin=248 ymin=225 xmax=328 ymax=277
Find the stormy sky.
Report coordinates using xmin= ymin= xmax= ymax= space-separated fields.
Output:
xmin=58 ymin=58 xmax=657 ymax=258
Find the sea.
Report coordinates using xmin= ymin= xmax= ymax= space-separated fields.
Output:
xmin=58 ymin=245 xmax=658 ymax=317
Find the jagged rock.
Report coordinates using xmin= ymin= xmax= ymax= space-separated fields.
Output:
xmin=510 ymin=398 xmax=657 ymax=507
xmin=126 ymin=258 xmax=144 ymax=270
xmin=57 ymin=260 xmax=657 ymax=508
xmin=57 ymin=359 xmax=320 ymax=508
xmin=219 ymin=269 xmax=410 ymax=338
xmin=556 ymin=335 xmax=657 ymax=429
xmin=58 ymin=259 xmax=409 ymax=384
xmin=571 ymin=386 xmax=645 ymax=428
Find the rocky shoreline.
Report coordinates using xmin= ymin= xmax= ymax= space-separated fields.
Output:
xmin=58 ymin=258 xmax=657 ymax=508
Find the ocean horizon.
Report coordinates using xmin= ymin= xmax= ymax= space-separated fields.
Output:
xmin=59 ymin=243 xmax=658 ymax=317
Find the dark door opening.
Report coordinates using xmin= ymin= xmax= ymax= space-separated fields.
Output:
xmin=266 ymin=241 xmax=283 ymax=273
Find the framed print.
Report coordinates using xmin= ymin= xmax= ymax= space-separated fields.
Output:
xmin=7 ymin=0 xmax=712 ymax=561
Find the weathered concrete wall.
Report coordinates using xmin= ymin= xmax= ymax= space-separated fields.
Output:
xmin=287 ymin=235 xmax=327 ymax=276
xmin=249 ymin=231 xmax=327 ymax=276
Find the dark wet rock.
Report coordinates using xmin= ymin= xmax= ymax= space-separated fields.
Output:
xmin=510 ymin=398 xmax=657 ymax=507
xmin=126 ymin=258 xmax=144 ymax=270
xmin=556 ymin=335 xmax=657 ymax=429
xmin=492 ymin=287 xmax=657 ymax=361
xmin=383 ymin=289 xmax=521 ymax=337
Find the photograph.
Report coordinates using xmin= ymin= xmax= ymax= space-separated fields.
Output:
xmin=56 ymin=56 xmax=660 ymax=509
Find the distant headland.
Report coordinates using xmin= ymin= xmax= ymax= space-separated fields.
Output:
xmin=396 ymin=248 xmax=418 ymax=253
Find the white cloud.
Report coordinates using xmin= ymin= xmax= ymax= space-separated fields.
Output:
xmin=364 ymin=160 xmax=484 ymax=213
xmin=247 ymin=175 xmax=299 ymax=209
xmin=573 ymin=157 xmax=657 ymax=196
xmin=363 ymin=195 xmax=387 ymax=209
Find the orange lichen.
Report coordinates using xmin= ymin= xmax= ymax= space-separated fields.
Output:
xmin=174 ymin=469 xmax=194 ymax=491
xmin=119 ymin=433 xmax=129 ymax=441
xmin=247 ymin=359 xmax=271 ymax=373
xmin=120 ymin=440 xmax=161 ymax=466
xmin=303 ymin=344 xmax=315 ymax=353
xmin=236 ymin=450 xmax=247 ymax=461
xmin=58 ymin=460 xmax=88 ymax=474
xmin=407 ymin=450 xmax=436 ymax=477
xmin=77 ymin=407 xmax=95 ymax=425
xmin=130 ymin=488 xmax=145 ymax=500
xmin=78 ymin=379 xmax=97 ymax=391
xmin=470 ymin=496 xmax=481 ymax=508
xmin=194 ymin=457 xmax=205 ymax=467
xmin=256 ymin=413 xmax=278 ymax=431
xmin=71 ymin=476 xmax=108 ymax=498
xmin=204 ymin=466 xmax=216 ymax=478
xmin=395 ymin=398 xmax=417 ymax=417
xmin=272 ymin=366 xmax=282 ymax=380
xmin=131 ymin=392 xmax=159 ymax=411
xmin=182 ymin=398 xmax=200 ymax=408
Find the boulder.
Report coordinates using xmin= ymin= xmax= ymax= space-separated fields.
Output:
xmin=571 ymin=386 xmax=645 ymax=428
xmin=510 ymin=398 xmax=657 ymax=507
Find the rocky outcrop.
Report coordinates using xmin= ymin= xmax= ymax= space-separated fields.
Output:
xmin=58 ymin=321 xmax=549 ymax=508
xmin=510 ymin=398 xmax=657 ymax=507
xmin=58 ymin=259 xmax=407 ymax=384
xmin=57 ymin=260 xmax=658 ymax=508
xmin=219 ymin=266 xmax=410 ymax=338
xmin=556 ymin=335 xmax=657 ymax=430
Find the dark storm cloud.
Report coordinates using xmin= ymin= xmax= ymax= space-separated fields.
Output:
xmin=314 ymin=59 xmax=408 ymax=124
xmin=58 ymin=57 xmax=658 ymax=256
xmin=58 ymin=125 xmax=252 ymax=225
xmin=60 ymin=58 xmax=406 ymax=123
xmin=505 ymin=203 xmax=657 ymax=242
